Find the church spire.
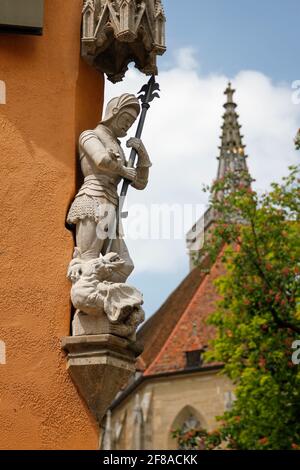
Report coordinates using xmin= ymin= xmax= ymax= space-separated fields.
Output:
xmin=217 ymin=82 xmax=248 ymax=180
xmin=186 ymin=82 xmax=251 ymax=268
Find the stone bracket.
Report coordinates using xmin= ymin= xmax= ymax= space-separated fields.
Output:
xmin=62 ymin=334 xmax=142 ymax=423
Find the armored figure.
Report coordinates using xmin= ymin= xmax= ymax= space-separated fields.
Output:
xmin=67 ymin=93 xmax=151 ymax=279
xmin=67 ymin=94 xmax=151 ymax=338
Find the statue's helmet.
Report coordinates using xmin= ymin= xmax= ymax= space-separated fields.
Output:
xmin=101 ymin=93 xmax=140 ymax=124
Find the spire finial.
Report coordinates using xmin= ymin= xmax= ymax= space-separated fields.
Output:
xmin=224 ymin=81 xmax=235 ymax=104
xmin=216 ymin=82 xmax=249 ymax=181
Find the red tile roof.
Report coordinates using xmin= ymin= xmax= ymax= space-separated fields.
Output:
xmin=138 ymin=256 xmax=225 ymax=376
xmin=137 ymin=263 xmax=208 ymax=371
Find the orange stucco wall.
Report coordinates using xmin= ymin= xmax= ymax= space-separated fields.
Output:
xmin=0 ymin=0 xmax=104 ymax=449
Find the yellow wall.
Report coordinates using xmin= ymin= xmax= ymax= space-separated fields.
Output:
xmin=111 ymin=371 xmax=233 ymax=450
xmin=0 ymin=0 xmax=104 ymax=449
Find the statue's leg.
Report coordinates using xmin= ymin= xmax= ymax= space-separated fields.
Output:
xmin=76 ymin=218 xmax=104 ymax=261
xmin=97 ymin=200 xmax=116 ymax=251
xmin=75 ymin=200 xmax=119 ymax=261
xmin=106 ymin=237 xmax=134 ymax=283
xmin=96 ymin=201 xmax=134 ymax=282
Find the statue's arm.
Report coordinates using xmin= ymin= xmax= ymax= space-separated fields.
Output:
xmin=131 ymin=165 xmax=151 ymax=190
xmin=126 ymin=137 xmax=152 ymax=190
xmin=80 ymin=131 xmax=123 ymax=174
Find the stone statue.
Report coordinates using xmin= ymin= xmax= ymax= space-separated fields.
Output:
xmin=67 ymin=94 xmax=152 ymax=340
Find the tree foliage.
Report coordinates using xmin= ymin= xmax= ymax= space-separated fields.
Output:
xmin=295 ymin=129 xmax=300 ymax=151
xmin=174 ymin=165 xmax=300 ymax=450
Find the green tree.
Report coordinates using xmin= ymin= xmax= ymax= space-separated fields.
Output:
xmin=175 ymin=165 xmax=300 ymax=450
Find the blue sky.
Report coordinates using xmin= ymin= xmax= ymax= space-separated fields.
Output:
xmin=163 ymin=0 xmax=299 ymax=83
xmin=106 ymin=1 xmax=300 ymax=319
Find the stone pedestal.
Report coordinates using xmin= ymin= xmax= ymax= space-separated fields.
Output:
xmin=72 ymin=311 xmax=138 ymax=342
xmin=72 ymin=311 xmax=117 ymax=336
xmin=62 ymin=334 xmax=142 ymax=423
xmin=72 ymin=312 xmax=132 ymax=341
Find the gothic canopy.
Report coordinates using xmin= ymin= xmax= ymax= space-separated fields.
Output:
xmin=82 ymin=0 xmax=166 ymax=83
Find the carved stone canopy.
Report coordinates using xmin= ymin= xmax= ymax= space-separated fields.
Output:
xmin=81 ymin=0 xmax=166 ymax=83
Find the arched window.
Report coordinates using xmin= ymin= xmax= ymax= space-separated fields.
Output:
xmin=84 ymin=10 xmax=91 ymax=38
xmin=182 ymin=414 xmax=201 ymax=433
xmin=0 ymin=81 xmax=6 ymax=105
xmin=168 ymin=405 xmax=205 ymax=450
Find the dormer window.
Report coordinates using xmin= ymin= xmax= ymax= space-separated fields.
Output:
xmin=185 ymin=349 xmax=204 ymax=369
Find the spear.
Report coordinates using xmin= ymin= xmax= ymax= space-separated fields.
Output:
xmin=105 ymin=75 xmax=160 ymax=253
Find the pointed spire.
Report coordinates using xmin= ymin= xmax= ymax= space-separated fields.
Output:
xmin=186 ymin=82 xmax=252 ymax=265
xmin=155 ymin=0 xmax=166 ymax=17
xmin=82 ymin=0 xmax=95 ymax=12
xmin=217 ymin=82 xmax=248 ymax=181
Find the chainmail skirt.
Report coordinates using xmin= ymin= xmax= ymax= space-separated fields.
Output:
xmin=67 ymin=195 xmax=115 ymax=225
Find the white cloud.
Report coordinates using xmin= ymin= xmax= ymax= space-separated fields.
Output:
xmin=175 ymin=47 xmax=199 ymax=70
xmin=104 ymin=49 xmax=300 ymax=275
